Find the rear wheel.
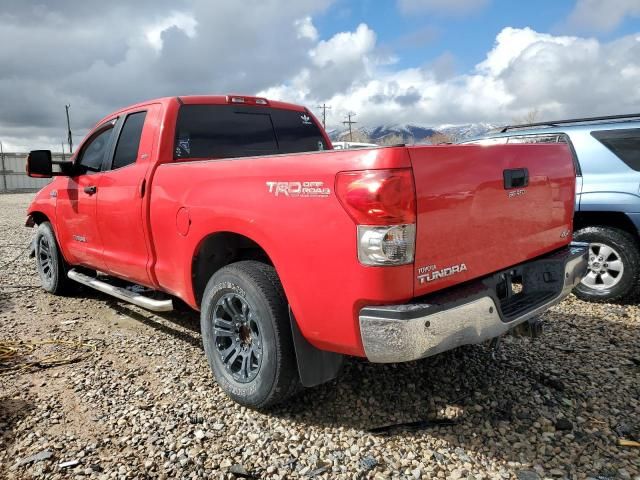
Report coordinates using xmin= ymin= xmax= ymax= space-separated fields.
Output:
xmin=34 ymin=222 xmax=71 ymax=295
xmin=200 ymin=261 xmax=300 ymax=409
xmin=573 ymin=226 xmax=640 ymax=303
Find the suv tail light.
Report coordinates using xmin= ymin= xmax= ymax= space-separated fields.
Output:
xmin=336 ymin=169 xmax=416 ymax=266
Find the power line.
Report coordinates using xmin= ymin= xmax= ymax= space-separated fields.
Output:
xmin=342 ymin=112 xmax=357 ymax=142
xmin=316 ymin=103 xmax=331 ymax=130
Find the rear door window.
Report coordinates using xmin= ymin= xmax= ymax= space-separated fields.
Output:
xmin=111 ymin=111 xmax=147 ymax=170
xmin=175 ymin=104 xmax=326 ymax=159
xmin=591 ymin=128 xmax=640 ymax=171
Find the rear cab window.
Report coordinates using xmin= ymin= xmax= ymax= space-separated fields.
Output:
xmin=591 ymin=128 xmax=640 ymax=171
xmin=174 ymin=105 xmax=327 ymax=160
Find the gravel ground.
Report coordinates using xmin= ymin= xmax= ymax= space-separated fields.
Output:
xmin=1 ymin=192 xmax=639 ymax=480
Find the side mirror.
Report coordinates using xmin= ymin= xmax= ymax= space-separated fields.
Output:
xmin=26 ymin=150 xmax=74 ymax=178
xmin=26 ymin=150 xmax=53 ymax=178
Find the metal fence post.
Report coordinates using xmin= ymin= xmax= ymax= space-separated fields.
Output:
xmin=0 ymin=142 xmax=6 ymax=192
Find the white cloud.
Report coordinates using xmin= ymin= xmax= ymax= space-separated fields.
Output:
xmin=294 ymin=16 xmax=318 ymax=41
xmin=567 ymin=0 xmax=640 ymax=32
xmin=309 ymin=23 xmax=376 ymax=67
xmin=477 ymin=27 xmax=575 ymax=76
xmin=145 ymin=12 xmax=197 ymax=51
xmin=262 ymin=26 xmax=640 ymax=128
xmin=397 ymin=0 xmax=490 ymax=15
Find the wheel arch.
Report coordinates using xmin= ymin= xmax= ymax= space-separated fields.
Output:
xmin=28 ymin=211 xmax=71 ymax=264
xmin=574 ymin=211 xmax=640 ymax=239
xmin=191 ymin=231 xmax=275 ymax=308
xmin=27 ymin=210 xmax=50 ymax=226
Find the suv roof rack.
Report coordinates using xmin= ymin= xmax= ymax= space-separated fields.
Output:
xmin=499 ymin=113 xmax=640 ymax=133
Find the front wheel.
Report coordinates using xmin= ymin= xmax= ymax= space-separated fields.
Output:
xmin=200 ymin=261 xmax=300 ymax=409
xmin=34 ymin=222 xmax=71 ymax=295
xmin=573 ymin=226 xmax=640 ymax=303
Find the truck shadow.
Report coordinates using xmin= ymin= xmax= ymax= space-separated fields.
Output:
xmin=271 ymin=307 xmax=639 ymax=475
xmin=109 ymin=302 xmax=203 ymax=351
xmin=68 ymin=284 xmax=203 ymax=349
xmin=0 ymin=397 xmax=33 ymax=454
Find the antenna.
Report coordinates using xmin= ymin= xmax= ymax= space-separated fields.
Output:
xmin=342 ymin=112 xmax=357 ymax=142
xmin=316 ymin=103 xmax=331 ymax=130
xmin=65 ymin=104 xmax=73 ymax=153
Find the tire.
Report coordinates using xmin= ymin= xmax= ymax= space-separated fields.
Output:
xmin=200 ymin=261 xmax=300 ymax=409
xmin=34 ymin=222 xmax=71 ymax=295
xmin=573 ymin=226 xmax=640 ymax=303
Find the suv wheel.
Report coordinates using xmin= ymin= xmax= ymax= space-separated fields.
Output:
xmin=573 ymin=226 xmax=640 ymax=303
xmin=200 ymin=261 xmax=300 ymax=409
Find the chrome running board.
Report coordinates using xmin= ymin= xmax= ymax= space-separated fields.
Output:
xmin=67 ymin=269 xmax=173 ymax=312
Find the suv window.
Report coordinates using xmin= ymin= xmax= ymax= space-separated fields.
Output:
xmin=78 ymin=126 xmax=115 ymax=173
xmin=591 ymin=128 xmax=640 ymax=171
xmin=112 ymin=111 xmax=147 ymax=170
xmin=174 ymin=105 xmax=326 ymax=159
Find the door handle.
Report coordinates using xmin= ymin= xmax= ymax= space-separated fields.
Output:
xmin=84 ymin=185 xmax=97 ymax=195
xmin=503 ymin=168 xmax=529 ymax=189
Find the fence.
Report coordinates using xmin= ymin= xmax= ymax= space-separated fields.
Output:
xmin=0 ymin=152 xmax=63 ymax=192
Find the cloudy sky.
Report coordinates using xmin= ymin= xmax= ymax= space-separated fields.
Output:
xmin=1 ymin=0 xmax=639 ymax=151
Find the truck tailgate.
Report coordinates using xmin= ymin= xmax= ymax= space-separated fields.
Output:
xmin=409 ymin=144 xmax=576 ymax=296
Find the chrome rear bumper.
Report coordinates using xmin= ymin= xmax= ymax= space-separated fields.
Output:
xmin=359 ymin=244 xmax=588 ymax=363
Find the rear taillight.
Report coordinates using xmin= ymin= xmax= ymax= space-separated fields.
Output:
xmin=336 ymin=169 xmax=416 ymax=266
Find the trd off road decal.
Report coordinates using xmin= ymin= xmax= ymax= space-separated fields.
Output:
xmin=266 ymin=181 xmax=331 ymax=198
xmin=417 ymin=263 xmax=468 ymax=284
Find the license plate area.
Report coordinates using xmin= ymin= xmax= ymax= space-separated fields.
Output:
xmin=495 ymin=263 xmax=562 ymax=322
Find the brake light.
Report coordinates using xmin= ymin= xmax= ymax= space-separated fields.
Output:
xmin=226 ymin=96 xmax=269 ymax=105
xmin=335 ymin=169 xmax=416 ymax=225
xmin=336 ymin=169 xmax=416 ymax=266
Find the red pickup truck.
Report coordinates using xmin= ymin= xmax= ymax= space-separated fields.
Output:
xmin=26 ymin=95 xmax=587 ymax=408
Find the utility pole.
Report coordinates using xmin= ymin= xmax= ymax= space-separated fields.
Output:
xmin=0 ymin=141 xmax=6 ymax=192
xmin=316 ymin=103 xmax=331 ymax=130
xmin=65 ymin=104 xmax=73 ymax=153
xmin=342 ymin=112 xmax=357 ymax=142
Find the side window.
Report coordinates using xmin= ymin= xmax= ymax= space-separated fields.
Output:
xmin=112 ymin=111 xmax=147 ymax=170
xmin=78 ymin=127 xmax=115 ymax=173
xmin=591 ymin=128 xmax=640 ymax=171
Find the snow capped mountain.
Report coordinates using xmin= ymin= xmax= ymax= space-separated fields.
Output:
xmin=329 ymin=122 xmax=500 ymax=144
xmin=436 ymin=123 xmax=500 ymax=141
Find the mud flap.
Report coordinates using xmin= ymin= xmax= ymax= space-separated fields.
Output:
xmin=289 ymin=308 xmax=343 ymax=388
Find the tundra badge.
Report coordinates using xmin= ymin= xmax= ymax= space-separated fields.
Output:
xmin=417 ymin=263 xmax=468 ymax=284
